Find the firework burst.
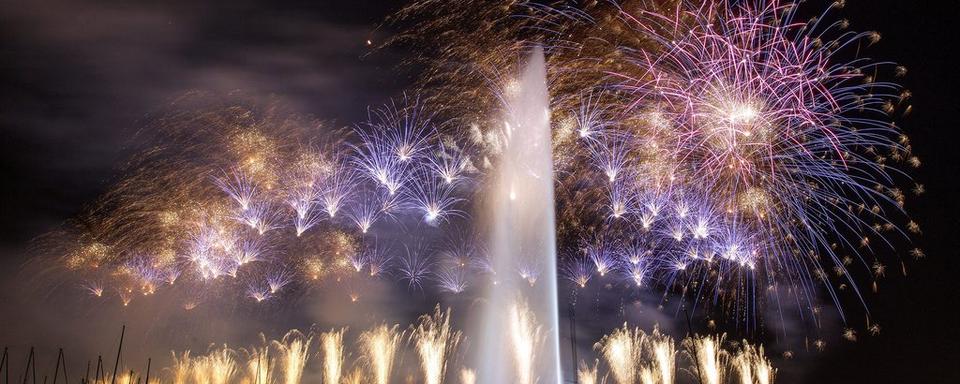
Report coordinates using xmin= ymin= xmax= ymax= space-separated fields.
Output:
xmin=39 ymin=0 xmax=920 ymax=340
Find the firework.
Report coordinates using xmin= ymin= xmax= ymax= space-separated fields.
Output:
xmin=122 ymin=313 xmax=779 ymax=384
xmin=647 ymin=328 xmax=676 ymax=384
xmin=191 ymin=347 xmax=238 ymax=384
xmin=584 ymin=237 xmax=616 ymax=278
xmin=359 ymin=324 xmax=402 ymax=384
xmin=341 ymin=368 xmax=365 ymax=384
xmin=413 ymin=306 xmax=462 ymax=384
xmin=378 ymin=0 xmax=918 ymax=332
xmin=607 ymin=0 xmax=913 ymax=324
xmin=361 ymin=242 xmax=393 ymax=277
xmin=436 ymin=265 xmax=468 ymax=294
xmin=171 ymin=351 xmax=192 ymax=384
xmin=428 ymin=138 xmax=475 ymax=185
xmin=562 ymin=257 xmax=593 ymax=289
xmin=577 ymin=359 xmax=602 ymax=384
xmin=347 ymin=190 xmax=384 ymax=235
xmin=684 ymin=334 xmax=728 ymax=384
xmin=595 ymin=324 xmax=644 ymax=384
xmin=319 ymin=155 xmax=357 ymax=219
xmin=321 ymin=328 xmax=346 ymax=384
xmin=274 ymin=330 xmax=312 ymax=384
xmin=40 ymin=0 xmax=920 ymax=346
xmin=733 ymin=341 xmax=776 ymax=384
xmin=241 ymin=343 xmax=272 ymax=384
xmin=398 ymin=242 xmax=436 ymax=290
xmin=404 ymin=168 xmax=464 ymax=225
xmin=508 ymin=297 xmax=545 ymax=384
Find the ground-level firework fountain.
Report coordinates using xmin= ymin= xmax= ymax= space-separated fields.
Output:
xmin=473 ymin=47 xmax=563 ymax=384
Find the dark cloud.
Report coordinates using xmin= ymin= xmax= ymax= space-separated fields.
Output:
xmin=0 ymin=0 xmax=406 ymax=247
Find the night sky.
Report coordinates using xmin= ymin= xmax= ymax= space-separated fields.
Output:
xmin=1 ymin=0 xmax=958 ymax=382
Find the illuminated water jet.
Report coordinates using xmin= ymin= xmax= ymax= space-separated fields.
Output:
xmin=475 ymin=46 xmax=562 ymax=383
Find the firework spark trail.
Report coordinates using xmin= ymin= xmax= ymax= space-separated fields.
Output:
xmin=684 ymin=334 xmax=728 ymax=384
xmin=341 ymin=368 xmax=365 ymax=384
xmin=428 ymin=138 xmax=475 ymax=185
xmin=347 ymin=189 xmax=384 ymax=235
xmin=46 ymin=93 xmax=483 ymax=309
xmin=319 ymin=155 xmax=356 ymax=219
xmin=361 ymin=241 xmax=393 ymax=277
xmin=577 ymin=359 xmax=601 ymax=384
xmin=171 ymin=351 xmax=192 ymax=384
xmin=639 ymin=367 xmax=657 ymax=384
xmin=398 ymin=242 xmax=436 ymax=290
xmin=584 ymin=236 xmax=616 ymax=278
xmin=190 ymin=347 xmax=238 ymax=384
xmin=508 ymin=297 xmax=545 ymax=384
xmin=562 ymin=256 xmax=593 ymax=288
xmin=436 ymin=264 xmax=468 ymax=293
xmin=733 ymin=341 xmax=776 ymax=384
xmin=413 ymin=306 xmax=462 ymax=384
xmin=242 ymin=345 xmax=272 ymax=384
xmin=595 ymin=324 xmax=644 ymax=384
xmin=359 ymin=324 xmax=402 ymax=384
xmin=274 ymin=330 xmax=312 ymax=384
xmin=647 ymin=328 xmax=676 ymax=384
xmin=404 ymin=168 xmax=464 ymax=224
xmin=321 ymin=328 xmax=346 ymax=384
